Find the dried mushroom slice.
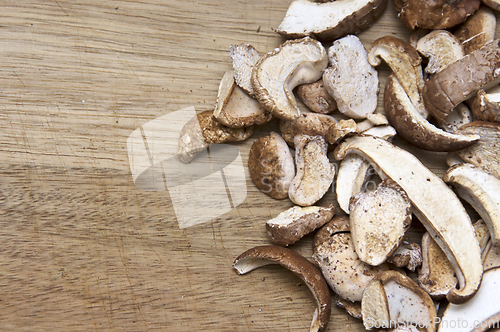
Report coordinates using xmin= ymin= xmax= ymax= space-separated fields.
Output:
xmin=453 ymin=121 xmax=500 ymax=179
xmin=233 ymin=246 xmax=331 ymax=332
xmin=454 ymin=6 xmax=496 ymax=55
xmin=274 ymin=0 xmax=388 ymax=41
xmin=368 ymin=36 xmax=427 ymax=118
xmin=326 ymin=119 xmax=358 ymax=145
xmin=418 ymin=232 xmax=458 ymax=299
xmin=177 ymin=110 xmax=253 ymax=163
xmin=248 ymin=132 xmax=295 ymax=200
xmin=288 ymin=134 xmax=335 ymax=206
xmin=483 ymin=0 xmax=500 ymax=11
xmin=229 ymin=43 xmax=262 ymax=96
xmin=416 ymin=30 xmax=464 ymax=76
xmin=312 ymin=216 xmax=390 ymax=303
xmin=423 ymin=39 xmax=500 ymax=122
xmin=384 ymin=74 xmax=479 ymax=151
xmin=252 ymin=37 xmax=328 ymax=121
xmin=439 ymin=103 xmax=473 ymax=134
xmin=438 ymin=267 xmax=500 ymax=332
xmin=386 ymin=242 xmax=422 ymax=272
xmin=349 ymin=179 xmax=412 ymax=266
xmin=470 ymin=85 xmax=500 ymax=122
xmin=214 ymin=71 xmax=272 ymax=128
xmin=335 ymin=154 xmax=373 ymax=214
xmin=334 ymin=136 xmax=482 ymax=304
xmin=296 ymin=79 xmax=337 ymax=114
xmin=266 ymin=205 xmax=335 ymax=246
xmin=397 ymin=0 xmax=480 ymax=30
xmin=323 ymin=35 xmax=379 ymax=119
xmin=361 ymin=271 xmax=437 ymax=332
xmin=444 ymin=163 xmax=500 ymax=247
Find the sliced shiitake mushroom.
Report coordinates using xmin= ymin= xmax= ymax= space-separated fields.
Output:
xmin=233 ymin=245 xmax=331 ymax=332
xmin=416 ymin=30 xmax=464 ymax=76
xmin=280 ymin=112 xmax=338 ymax=148
xmin=323 ymin=35 xmax=379 ymax=119
xmin=248 ymin=132 xmax=295 ymax=199
xmin=334 ymin=135 xmax=483 ymax=304
xmin=266 ymin=204 xmax=335 ymax=246
xmin=178 ymin=110 xmax=253 ymax=163
xmin=386 ymin=242 xmax=422 ymax=272
xmin=423 ymin=39 xmax=500 ymax=122
xmin=252 ymin=37 xmax=328 ymax=121
xmin=229 ymin=43 xmax=262 ymax=97
xmin=454 ymin=6 xmax=496 ymax=55
xmin=275 ymin=0 xmax=388 ymax=41
xmin=296 ymin=79 xmax=337 ymax=114
xmin=349 ymin=179 xmax=412 ymax=266
xmin=214 ymin=70 xmax=272 ymax=128
xmin=469 ymin=85 xmax=500 ymax=122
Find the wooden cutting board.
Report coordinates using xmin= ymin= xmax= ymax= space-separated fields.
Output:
xmin=0 ymin=1 xmax=497 ymax=331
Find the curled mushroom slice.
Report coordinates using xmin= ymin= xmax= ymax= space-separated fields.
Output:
xmin=229 ymin=43 xmax=262 ymax=97
xmin=384 ymin=74 xmax=479 ymax=151
xmin=248 ymin=132 xmax=295 ymax=199
xmin=439 ymin=103 xmax=473 ymax=134
xmin=470 ymin=85 xmax=500 ymax=122
xmin=296 ymin=79 xmax=337 ymax=114
xmin=233 ymin=245 xmax=331 ymax=332
xmin=323 ymin=35 xmax=379 ymax=119
xmin=214 ymin=71 xmax=272 ymax=128
xmin=453 ymin=121 xmax=500 ymax=179
xmin=252 ymin=37 xmax=328 ymax=121
xmin=368 ymin=36 xmax=428 ymax=118
xmin=312 ymin=216 xmax=390 ymax=303
xmin=438 ymin=267 xmax=500 ymax=332
xmin=334 ymin=135 xmax=483 ymax=304
xmin=288 ymin=135 xmax=335 ymax=206
xmin=356 ymin=113 xmax=389 ymax=133
xmin=349 ymin=179 xmax=412 ymax=266
xmin=416 ymin=30 xmax=464 ymax=76
xmin=444 ymin=163 xmax=500 ymax=247
xmin=397 ymin=0 xmax=480 ymax=30
xmin=178 ymin=110 xmax=253 ymax=163
xmin=274 ymin=0 xmax=388 ymax=41
xmin=423 ymin=39 xmax=500 ymax=122
xmin=418 ymin=232 xmax=458 ymax=299
xmin=454 ymin=6 xmax=496 ymax=55
xmin=387 ymin=242 xmax=422 ymax=272
xmin=266 ymin=205 xmax=335 ymax=246
xmin=280 ymin=112 xmax=338 ymax=148
xmin=361 ymin=270 xmax=437 ymax=332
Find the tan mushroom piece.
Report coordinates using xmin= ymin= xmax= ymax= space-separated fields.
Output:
xmin=416 ymin=30 xmax=464 ymax=76
xmin=384 ymin=74 xmax=480 ymax=151
xmin=418 ymin=232 xmax=458 ymax=299
xmin=368 ymin=36 xmax=428 ymax=119
xmin=280 ymin=112 xmax=338 ymax=148
xmin=296 ymin=79 xmax=337 ymax=114
xmin=361 ymin=270 xmax=437 ymax=332
xmin=438 ymin=267 xmax=500 ymax=332
xmin=233 ymin=245 xmax=331 ymax=332
xmin=356 ymin=113 xmax=389 ymax=133
xmin=274 ymin=0 xmax=388 ymax=41
xmin=312 ymin=216 xmax=390 ymax=303
xmin=214 ymin=70 xmax=272 ymax=128
xmin=323 ymin=35 xmax=379 ymax=119
xmin=452 ymin=121 xmax=500 ymax=179
xmin=326 ymin=119 xmax=358 ymax=145
xmin=266 ymin=204 xmax=335 ymax=246
xmin=252 ymin=37 xmax=328 ymax=121
xmin=439 ymin=103 xmax=473 ymax=134
xmin=386 ymin=242 xmax=422 ymax=272
xmin=177 ymin=110 xmax=253 ymax=163
xmin=444 ymin=163 xmax=500 ymax=247
xmin=334 ymin=135 xmax=483 ymax=304
xmin=229 ymin=43 xmax=262 ymax=97
xmin=248 ymin=131 xmax=295 ymax=199
xmin=397 ymin=0 xmax=480 ymax=30
xmin=469 ymin=85 xmax=500 ymax=122
xmin=288 ymin=134 xmax=335 ymax=206
xmin=454 ymin=6 xmax=496 ymax=55
xmin=422 ymin=39 xmax=500 ymax=122
xmin=349 ymin=179 xmax=412 ymax=266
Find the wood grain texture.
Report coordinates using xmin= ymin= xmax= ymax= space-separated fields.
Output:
xmin=0 ymin=1 xmax=497 ymax=331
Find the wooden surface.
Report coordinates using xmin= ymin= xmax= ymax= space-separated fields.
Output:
xmin=0 ymin=1 xmax=498 ymax=331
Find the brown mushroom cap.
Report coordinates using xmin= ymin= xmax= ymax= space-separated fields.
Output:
xmin=398 ymin=0 xmax=480 ymax=30
xmin=248 ymin=132 xmax=295 ymax=199
xmin=454 ymin=6 xmax=496 ymax=55
xmin=280 ymin=112 xmax=338 ymax=147
xmin=296 ymin=79 xmax=337 ymax=114
xmin=470 ymin=85 xmax=500 ymax=122
xmin=233 ymin=245 xmax=331 ymax=332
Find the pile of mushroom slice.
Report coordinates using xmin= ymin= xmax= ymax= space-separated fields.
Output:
xmin=171 ymin=0 xmax=500 ymax=330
